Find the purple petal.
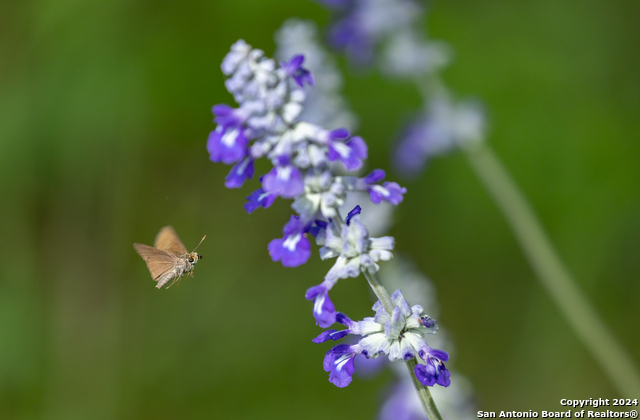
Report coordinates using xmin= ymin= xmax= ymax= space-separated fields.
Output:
xmin=394 ymin=128 xmax=428 ymax=177
xmin=436 ymin=365 xmax=451 ymax=387
xmin=368 ymin=187 xmax=383 ymax=205
xmin=268 ymin=233 xmax=310 ymax=267
xmin=420 ymin=316 xmax=437 ymax=329
xmin=305 ymin=283 xmax=326 ymax=300
xmin=329 ymin=128 xmax=350 ymax=140
xmin=262 ymin=165 xmax=304 ymax=199
xmin=367 ymin=182 xmax=407 ymax=206
xmin=244 ymin=188 xmax=276 ymax=213
xmin=305 ymin=284 xmax=336 ymax=328
xmin=418 ymin=345 xmax=449 ymax=362
xmin=281 ymin=54 xmax=314 ymax=87
xmin=293 ymin=69 xmax=314 ymax=87
xmin=281 ymin=215 xmax=303 ymax=234
xmin=225 ymin=158 xmax=254 ymax=188
xmin=212 ymin=103 xmax=233 ymax=118
xmin=327 ymin=135 xmax=368 ymax=171
xmin=382 ymin=182 xmax=407 ymax=205
xmin=328 ymin=17 xmax=374 ymax=65
xmin=335 ymin=312 xmax=356 ymax=328
xmin=414 ymin=363 xmax=436 ymax=387
xmin=347 ymin=136 xmax=367 ymax=160
xmin=307 ymin=220 xmax=328 ymax=237
xmin=212 ymin=104 xmax=249 ymax=128
xmin=268 ymin=216 xmax=311 ymax=267
xmin=364 ymin=169 xmax=385 ymax=184
xmin=207 ymin=126 xmax=248 ymax=164
xmin=414 ymin=346 xmax=451 ymax=388
xmin=345 ymin=205 xmax=362 ymax=225
xmin=287 ymin=54 xmax=304 ymax=69
xmin=323 ymin=344 xmax=357 ymax=388
xmin=312 ymin=329 xmax=349 ymax=343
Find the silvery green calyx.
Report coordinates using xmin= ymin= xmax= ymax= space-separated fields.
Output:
xmin=318 ymin=205 xmax=394 ymax=283
xmin=313 ymin=289 xmax=450 ymax=389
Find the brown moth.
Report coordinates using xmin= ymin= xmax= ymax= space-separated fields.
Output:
xmin=133 ymin=226 xmax=205 ymax=289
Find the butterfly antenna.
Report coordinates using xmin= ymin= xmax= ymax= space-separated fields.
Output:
xmin=192 ymin=235 xmax=206 ymax=252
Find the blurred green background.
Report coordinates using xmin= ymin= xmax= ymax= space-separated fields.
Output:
xmin=1 ymin=0 xmax=639 ymax=418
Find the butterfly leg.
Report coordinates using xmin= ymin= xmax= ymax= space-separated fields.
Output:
xmin=166 ymin=275 xmax=184 ymax=289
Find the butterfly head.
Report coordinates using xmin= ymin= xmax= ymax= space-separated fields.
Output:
xmin=187 ymin=252 xmax=203 ymax=265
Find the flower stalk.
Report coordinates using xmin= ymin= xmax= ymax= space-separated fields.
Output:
xmin=207 ymin=40 xmax=450 ymax=419
xmin=363 ymin=271 xmax=393 ymax=315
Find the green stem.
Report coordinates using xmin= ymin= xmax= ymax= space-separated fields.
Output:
xmin=363 ymin=271 xmax=444 ymax=420
xmin=406 ymin=359 xmax=444 ymax=420
xmin=464 ymin=142 xmax=640 ymax=398
xmin=363 ymin=271 xmax=393 ymax=312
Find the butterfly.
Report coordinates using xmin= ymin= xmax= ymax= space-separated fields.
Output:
xmin=133 ymin=226 xmax=205 ymax=289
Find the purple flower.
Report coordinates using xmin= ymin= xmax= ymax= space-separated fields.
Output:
xmin=323 ymin=343 xmax=362 ymax=388
xmin=329 ymin=17 xmax=375 ymax=65
xmin=357 ymin=170 xmax=407 ymax=205
xmin=281 ymin=54 xmax=314 ymax=87
xmin=415 ymin=346 xmax=450 ymax=387
xmin=262 ymin=158 xmax=304 ymax=199
xmin=369 ymin=182 xmax=406 ymax=205
xmin=394 ymin=98 xmax=486 ymax=177
xmin=313 ymin=290 xmax=451 ymax=389
xmin=225 ymin=158 xmax=254 ymax=188
xmin=207 ymin=126 xmax=248 ymax=165
xmin=305 ymin=282 xmax=337 ymax=327
xmin=393 ymin=118 xmax=432 ymax=177
xmin=420 ymin=315 xmax=437 ymax=330
xmin=327 ymin=135 xmax=368 ymax=171
xmin=312 ymin=312 xmax=358 ymax=341
xmin=318 ymin=209 xmax=395 ymax=282
xmin=318 ymin=0 xmax=422 ymax=66
xmin=414 ymin=358 xmax=451 ymax=388
xmin=244 ymin=188 xmax=276 ymax=213
xmin=268 ymin=215 xmax=311 ymax=267
xmin=207 ymin=105 xmax=250 ymax=164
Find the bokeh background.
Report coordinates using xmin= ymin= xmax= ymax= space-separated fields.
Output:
xmin=2 ymin=0 xmax=639 ymax=418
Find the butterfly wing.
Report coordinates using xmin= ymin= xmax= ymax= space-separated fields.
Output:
xmin=133 ymin=243 xmax=180 ymax=282
xmin=154 ymin=226 xmax=188 ymax=255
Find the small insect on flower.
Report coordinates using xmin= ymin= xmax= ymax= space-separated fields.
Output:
xmin=133 ymin=226 xmax=205 ymax=289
